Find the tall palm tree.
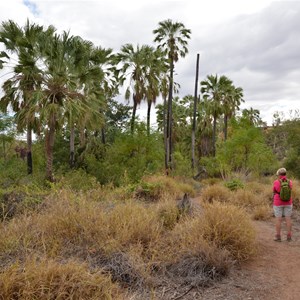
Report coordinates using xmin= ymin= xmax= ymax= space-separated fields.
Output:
xmin=115 ymin=44 xmax=152 ymax=134
xmin=153 ymin=19 xmax=191 ymax=172
xmin=0 ymin=19 xmax=55 ymax=174
xmin=66 ymin=37 xmax=111 ymax=167
xmin=36 ymin=32 xmax=104 ymax=181
xmin=201 ymin=74 xmax=230 ymax=156
xmin=196 ymin=98 xmax=214 ymax=158
xmin=144 ymin=47 xmax=168 ymax=136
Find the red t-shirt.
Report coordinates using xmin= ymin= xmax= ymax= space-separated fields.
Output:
xmin=273 ymin=175 xmax=292 ymax=206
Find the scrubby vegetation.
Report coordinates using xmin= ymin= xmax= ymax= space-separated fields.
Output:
xmin=1 ymin=169 xmax=294 ymax=299
xmin=1 ymin=18 xmax=300 ymax=299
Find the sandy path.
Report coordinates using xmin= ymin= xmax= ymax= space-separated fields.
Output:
xmin=200 ymin=215 xmax=300 ymax=300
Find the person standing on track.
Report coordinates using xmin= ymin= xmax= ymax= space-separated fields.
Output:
xmin=273 ymin=167 xmax=293 ymax=242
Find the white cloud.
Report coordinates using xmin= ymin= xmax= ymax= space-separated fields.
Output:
xmin=1 ymin=0 xmax=300 ymax=125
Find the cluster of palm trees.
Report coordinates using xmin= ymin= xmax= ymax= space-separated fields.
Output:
xmin=115 ymin=19 xmax=191 ymax=172
xmin=0 ymin=20 xmax=115 ymax=181
xmin=1 ymin=18 xmax=250 ymax=181
xmin=200 ymin=74 xmax=244 ymax=156
xmin=0 ymin=18 xmax=193 ymax=180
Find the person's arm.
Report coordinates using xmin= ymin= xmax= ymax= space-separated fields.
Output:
xmin=273 ymin=180 xmax=280 ymax=196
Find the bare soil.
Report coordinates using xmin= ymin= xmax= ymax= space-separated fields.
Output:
xmin=164 ymin=212 xmax=300 ymax=300
xmin=136 ymin=211 xmax=300 ymax=300
xmin=199 ymin=213 xmax=300 ymax=300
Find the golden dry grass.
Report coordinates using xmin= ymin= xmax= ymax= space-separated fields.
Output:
xmin=201 ymin=202 xmax=257 ymax=261
xmin=141 ymin=175 xmax=196 ymax=200
xmin=201 ymin=185 xmax=232 ymax=204
xmin=0 ymin=258 xmax=122 ymax=300
xmin=200 ymin=180 xmax=273 ymax=221
xmin=0 ymin=175 xmax=272 ymax=295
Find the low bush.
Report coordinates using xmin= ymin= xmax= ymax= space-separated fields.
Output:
xmin=224 ymin=179 xmax=245 ymax=191
xmin=0 ymin=184 xmax=48 ymax=221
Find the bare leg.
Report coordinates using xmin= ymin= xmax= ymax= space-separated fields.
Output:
xmin=276 ymin=217 xmax=282 ymax=236
xmin=285 ymin=216 xmax=292 ymax=236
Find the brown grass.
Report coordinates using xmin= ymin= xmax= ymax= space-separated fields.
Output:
xmin=201 ymin=185 xmax=231 ymax=203
xmin=200 ymin=181 xmax=273 ymax=221
xmin=0 ymin=258 xmax=122 ymax=300
xmin=201 ymin=202 xmax=257 ymax=261
xmin=0 ymin=176 xmax=268 ymax=295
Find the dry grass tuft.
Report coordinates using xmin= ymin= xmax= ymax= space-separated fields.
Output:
xmin=141 ymin=175 xmax=196 ymax=200
xmin=0 ymin=258 xmax=121 ymax=300
xmin=201 ymin=185 xmax=231 ymax=203
xmin=291 ymin=179 xmax=300 ymax=209
xmin=156 ymin=200 xmax=181 ymax=230
xmin=151 ymin=216 xmax=234 ymax=286
xmin=252 ymin=204 xmax=273 ymax=221
xmin=201 ymin=202 xmax=257 ymax=261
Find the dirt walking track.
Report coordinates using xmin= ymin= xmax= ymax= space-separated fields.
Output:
xmin=199 ymin=213 xmax=300 ymax=300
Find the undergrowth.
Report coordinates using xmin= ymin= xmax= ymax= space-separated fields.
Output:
xmin=0 ymin=173 xmax=280 ymax=298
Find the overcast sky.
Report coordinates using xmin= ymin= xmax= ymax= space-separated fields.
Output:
xmin=1 ymin=0 xmax=300 ymax=125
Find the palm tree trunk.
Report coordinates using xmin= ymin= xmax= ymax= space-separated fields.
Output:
xmin=224 ymin=114 xmax=228 ymax=140
xmin=166 ymin=59 xmax=174 ymax=172
xmin=163 ymin=96 xmax=168 ymax=171
xmin=131 ymin=101 xmax=137 ymax=134
xmin=147 ymin=100 xmax=152 ymax=136
xmin=212 ymin=112 xmax=217 ymax=157
xmin=101 ymin=128 xmax=106 ymax=144
xmin=69 ymin=126 xmax=75 ymax=168
xmin=192 ymin=53 xmax=200 ymax=170
xmin=45 ymin=116 xmax=55 ymax=182
xmin=27 ymin=124 xmax=33 ymax=174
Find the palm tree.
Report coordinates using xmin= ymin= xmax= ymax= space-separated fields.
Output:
xmin=223 ymin=85 xmax=244 ymax=140
xmin=196 ymin=98 xmax=214 ymax=158
xmin=66 ymin=37 xmax=112 ymax=167
xmin=201 ymin=74 xmax=229 ymax=156
xmin=115 ymin=44 xmax=151 ymax=134
xmin=153 ymin=19 xmax=191 ymax=172
xmin=36 ymin=32 xmax=105 ymax=181
xmin=242 ymin=107 xmax=262 ymax=126
xmin=0 ymin=19 xmax=55 ymax=174
xmin=144 ymin=47 xmax=168 ymax=136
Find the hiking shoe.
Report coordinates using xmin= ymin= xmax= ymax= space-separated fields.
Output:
xmin=287 ymin=235 xmax=292 ymax=242
xmin=274 ymin=235 xmax=281 ymax=242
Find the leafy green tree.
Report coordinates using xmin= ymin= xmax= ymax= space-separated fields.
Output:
xmin=0 ymin=19 xmax=55 ymax=174
xmin=86 ymin=123 xmax=164 ymax=185
xmin=103 ymin=99 xmax=132 ymax=143
xmin=0 ymin=114 xmax=16 ymax=160
xmin=281 ymin=119 xmax=300 ymax=177
xmin=215 ymin=119 xmax=277 ymax=178
xmin=153 ymin=19 xmax=191 ymax=172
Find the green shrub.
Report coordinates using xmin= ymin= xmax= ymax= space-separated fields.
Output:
xmin=224 ymin=179 xmax=245 ymax=191
xmin=56 ymin=169 xmax=100 ymax=192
